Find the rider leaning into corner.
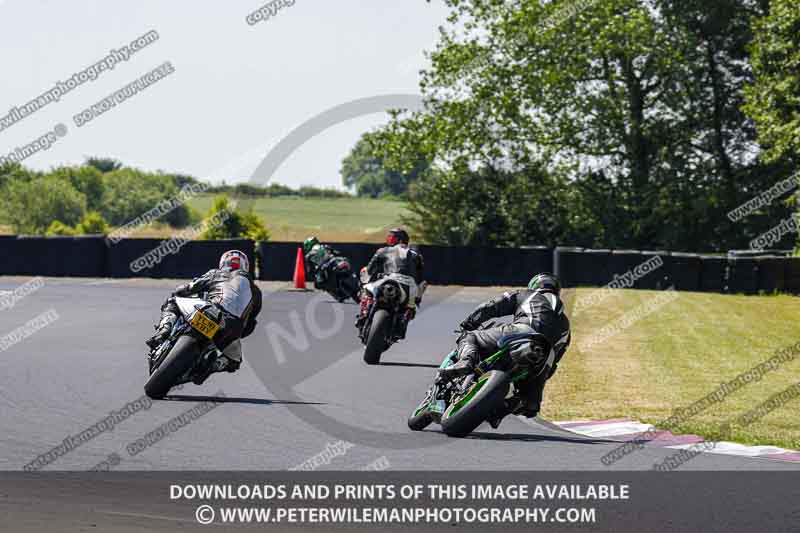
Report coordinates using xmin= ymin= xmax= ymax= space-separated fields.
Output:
xmin=357 ymin=228 xmax=426 ymax=338
xmin=145 ymin=250 xmax=262 ymax=384
xmin=302 ymin=236 xmax=344 ymax=285
xmin=438 ymin=273 xmax=571 ymax=426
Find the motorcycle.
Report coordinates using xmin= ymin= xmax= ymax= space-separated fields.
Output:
xmin=144 ymin=296 xmax=230 ymax=399
xmin=407 ymin=322 xmax=551 ymax=437
xmin=311 ymin=257 xmax=361 ymax=303
xmin=358 ymin=273 xmax=425 ymax=365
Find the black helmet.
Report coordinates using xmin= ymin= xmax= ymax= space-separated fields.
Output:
xmin=528 ymin=273 xmax=561 ymax=296
xmin=386 ymin=228 xmax=409 ymax=245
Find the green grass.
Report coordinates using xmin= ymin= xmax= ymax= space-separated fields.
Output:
xmin=547 ymin=288 xmax=800 ymax=450
xmin=188 ymin=195 xmax=409 ymax=242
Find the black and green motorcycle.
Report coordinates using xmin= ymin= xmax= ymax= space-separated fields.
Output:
xmin=408 ymin=323 xmax=550 ymax=438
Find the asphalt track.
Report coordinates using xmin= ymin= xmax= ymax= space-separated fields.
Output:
xmin=1 ymin=276 xmax=798 ymax=473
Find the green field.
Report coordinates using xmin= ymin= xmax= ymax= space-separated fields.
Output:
xmin=188 ymin=195 xmax=409 ymax=243
xmin=551 ymin=288 xmax=800 ymax=450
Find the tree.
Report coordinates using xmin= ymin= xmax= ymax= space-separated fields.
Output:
xmin=341 ymin=132 xmax=429 ymax=198
xmin=200 ymin=195 xmax=270 ymax=242
xmin=374 ymin=0 xmax=788 ymax=251
xmin=2 ymin=177 xmax=86 ymax=234
xmin=76 ymin=211 xmax=110 ymax=235
xmin=85 ymin=156 xmax=122 ymax=173
xmin=45 ymin=221 xmax=78 ymax=236
xmin=744 ymin=0 xmax=800 ymax=162
xmin=99 ymin=168 xmax=192 ymax=227
xmin=50 ymin=166 xmax=105 ymax=211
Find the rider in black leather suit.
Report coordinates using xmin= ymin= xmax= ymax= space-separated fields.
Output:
xmin=146 ymin=250 xmax=262 ymax=381
xmin=439 ymin=273 xmax=571 ymax=424
xmin=357 ymin=228 xmax=425 ymax=337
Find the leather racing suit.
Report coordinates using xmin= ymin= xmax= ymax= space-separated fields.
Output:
xmin=452 ymin=288 xmax=571 ymax=418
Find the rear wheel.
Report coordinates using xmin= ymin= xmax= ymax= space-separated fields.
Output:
xmin=144 ymin=336 xmax=203 ymax=399
xmin=440 ymin=370 xmax=510 ymax=438
xmin=363 ymin=309 xmax=391 ymax=365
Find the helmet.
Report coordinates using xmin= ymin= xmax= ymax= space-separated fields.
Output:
xmin=386 ymin=228 xmax=409 ymax=246
xmin=219 ymin=250 xmax=250 ymax=273
xmin=528 ymin=273 xmax=561 ymax=296
xmin=303 ymin=236 xmax=320 ymax=255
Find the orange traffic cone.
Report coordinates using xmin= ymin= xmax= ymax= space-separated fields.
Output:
xmin=293 ymin=247 xmax=307 ymax=289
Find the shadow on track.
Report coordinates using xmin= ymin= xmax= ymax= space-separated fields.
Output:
xmin=163 ymin=395 xmax=326 ymax=406
xmin=378 ymin=361 xmax=440 ymax=369
xmin=465 ymin=431 xmax=613 ymax=445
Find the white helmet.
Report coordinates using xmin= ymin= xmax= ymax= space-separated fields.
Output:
xmin=219 ymin=250 xmax=250 ymax=273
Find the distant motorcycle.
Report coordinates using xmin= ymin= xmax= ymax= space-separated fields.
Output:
xmin=144 ymin=297 xmax=230 ymax=399
xmin=408 ymin=322 xmax=550 ymax=437
xmin=358 ymin=272 xmax=425 ymax=365
xmin=310 ymin=256 xmax=361 ymax=303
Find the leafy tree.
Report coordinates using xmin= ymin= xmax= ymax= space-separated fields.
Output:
xmin=2 ymin=177 xmax=86 ymax=234
xmin=50 ymin=166 xmax=105 ymax=211
xmin=45 ymin=221 xmax=78 ymax=236
xmin=85 ymin=156 xmax=122 ymax=173
xmin=99 ymin=168 xmax=191 ymax=227
xmin=200 ymin=195 xmax=270 ymax=242
xmin=744 ymin=0 xmax=800 ymax=162
xmin=76 ymin=211 xmax=110 ymax=235
xmin=341 ymin=132 xmax=429 ymax=198
xmin=0 ymin=162 xmax=38 ymax=191
xmin=373 ymin=0 xmax=787 ymax=251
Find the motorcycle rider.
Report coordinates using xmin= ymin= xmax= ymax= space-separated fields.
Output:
xmin=145 ymin=250 xmax=262 ymax=384
xmin=357 ymin=228 xmax=425 ymax=338
xmin=303 ymin=236 xmax=350 ymax=292
xmin=438 ymin=273 xmax=570 ymax=426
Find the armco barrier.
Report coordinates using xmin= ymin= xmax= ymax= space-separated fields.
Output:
xmin=757 ymin=257 xmax=786 ymax=293
xmin=257 ymin=242 xmax=552 ymax=286
xmin=1 ymin=236 xmax=798 ymax=295
xmin=784 ymin=259 xmax=800 ymax=294
xmin=107 ymin=239 xmax=255 ymax=278
xmin=667 ymin=253 xmax=701 ymax=292
xmin=727 ymin=257 xmax=759 ymax=295
xmin=699 ymin=256 xmax=728 ymax=293
xmin=637 ymin=251 xmax=670 ymax=290
xmin=257 ymin=242 xmax=299 ymax=281
xmin=0 ymin=236 xmax=107 ymax=277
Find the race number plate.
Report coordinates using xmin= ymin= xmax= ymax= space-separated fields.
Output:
xmin=190 ymin=310 xmax=219 ymax=339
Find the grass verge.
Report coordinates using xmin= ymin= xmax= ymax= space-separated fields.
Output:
xmin=545 ymin=288 xmax=800 ymax=450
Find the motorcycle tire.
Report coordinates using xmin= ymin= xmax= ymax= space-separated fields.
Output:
xmin=144 ymin=335 xmax=203 ymax=399
xmin=440 ymin=370 xmax=510 ymax=438
xmin=363 ymin=309 xmax=391 ymax=365
xmin=408 ymin=396 xmax=434 ymax=431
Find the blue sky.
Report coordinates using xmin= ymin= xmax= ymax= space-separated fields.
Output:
xmin=0 ymin=0 xmax=449 ymax=188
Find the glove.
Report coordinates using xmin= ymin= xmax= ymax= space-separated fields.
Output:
xmin=459 ymin=318 xmax=479 ymax=331
xmin=172 ymin=284 xmax=191 ymax=297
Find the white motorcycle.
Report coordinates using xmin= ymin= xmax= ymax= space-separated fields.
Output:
xmin=144 ymin=297 xmax=238 ymax=399
xmin=358 ymin=272 xmax=427 ymax=365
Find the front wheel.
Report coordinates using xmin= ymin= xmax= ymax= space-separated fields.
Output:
xmin=408 ymin=394 xmax=434 ymax=431
xmin=144 ymin=335 xmax=203 ymax=399
xmin=440 ymin=370 xmax=510 ymax=438
xmin=363 ymin=309 xmax=391 ymax=365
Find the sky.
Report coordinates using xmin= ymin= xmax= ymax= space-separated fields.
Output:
xmin=0 ymin=0 xmax=449 ymax=189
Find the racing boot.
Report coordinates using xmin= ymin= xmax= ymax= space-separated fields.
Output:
xmin=144 ymin=324 xmax=172 ymax=350
xmin=437 ymin=358 xmax=474 ymax=382
xmin=488 ymin=399 xmax=517 ymax=429
xmin=145 ymin=316 xmax=175 ymax=350
xmin=192 ymin=355 xmax=239 ymax=385
xmin=437 ymin=339 xmax=478 ymax=382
